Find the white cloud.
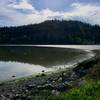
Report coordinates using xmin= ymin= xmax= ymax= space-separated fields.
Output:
xmin=0 ymin=1 xmax=100 ymax=26
xmin=61 ymin=3 xmax=100 ymax=25
xmin=9 ymin=0 xmax=34 ymax=10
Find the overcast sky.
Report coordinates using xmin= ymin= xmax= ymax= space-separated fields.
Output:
xmin=0 ymin=0 xmax=100 ymax=26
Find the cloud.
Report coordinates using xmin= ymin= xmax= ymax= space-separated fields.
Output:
xmin=0 ymin=0 xmax=100 ymax=26
xmin=26 ymin=3 xmax=100 ymax=25
xmin=9 ymin=0 xmax=34 ymax=10
xmin=61 ymin=3 xmax=100 ymax=24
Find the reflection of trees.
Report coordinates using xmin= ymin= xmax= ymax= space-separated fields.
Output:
xmin=0 ymin=47 xmax=84 ymax=67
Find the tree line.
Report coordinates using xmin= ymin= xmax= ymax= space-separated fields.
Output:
xmin=0 ymin=20 xmax=100 ymax=44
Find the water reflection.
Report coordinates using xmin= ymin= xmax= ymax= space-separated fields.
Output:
xmin=0 ymin=61 xmax=53 ymax=81
xmin=0 ymin=46 xmax=85 ymax=67
xmin=0 ymin=46 xmax=90 ymax=81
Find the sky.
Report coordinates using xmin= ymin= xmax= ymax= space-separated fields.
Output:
xmin=0 ymin=0 xmax=100 ymax=26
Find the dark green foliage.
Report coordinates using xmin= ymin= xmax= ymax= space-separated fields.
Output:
xmin=0 ymin=20 xmax=100 ymax=44
xmin=37 ymin=80 xmax=100 ymax=100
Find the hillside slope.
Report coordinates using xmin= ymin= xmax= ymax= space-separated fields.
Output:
xmin=0 ymin=20 xmax=100 ymax=44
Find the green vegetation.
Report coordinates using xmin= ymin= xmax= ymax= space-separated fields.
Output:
xmin=37 ymin=64 xmax=100 ymax=100
xmin=0 ymin=20 xmax=100 ymax=44
xmin=38 ymin=81 xmax=100 ymax=100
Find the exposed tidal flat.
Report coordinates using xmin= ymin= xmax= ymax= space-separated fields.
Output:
xmin=0 ymin=45 xmax=100 ymax=100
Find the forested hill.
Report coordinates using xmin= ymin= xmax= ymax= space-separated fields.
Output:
xmin=0 ymin=20 xmax=100 ymax=44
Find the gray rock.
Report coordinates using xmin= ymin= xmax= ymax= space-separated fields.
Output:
xmin=13 ymin=94 xmax=20 ymax=100
xmin=26 ymin=96 xmax=34 ymax=100
xmin=58 ymin=77 xmax=63 ymax=82
xmin=26 ymin=84 xmax=36 ymax=90
xmin=78 ymin=79 xmax=86 ymax=86
xmin=51 ymin=90 xmax=60 ymax=96
xmin=0 ymin=95 xmax=6 ymax=100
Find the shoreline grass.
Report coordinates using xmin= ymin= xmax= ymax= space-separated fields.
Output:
xmin=37 ymin=61 xmax=100 ymax=100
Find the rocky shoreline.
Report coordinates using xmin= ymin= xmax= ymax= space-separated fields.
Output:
xmin=0 ymin=56 xmax=99 ymax=100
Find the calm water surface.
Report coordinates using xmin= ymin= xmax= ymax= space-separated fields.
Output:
xmin=0 ymin=45 xmax=100 ymax=81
